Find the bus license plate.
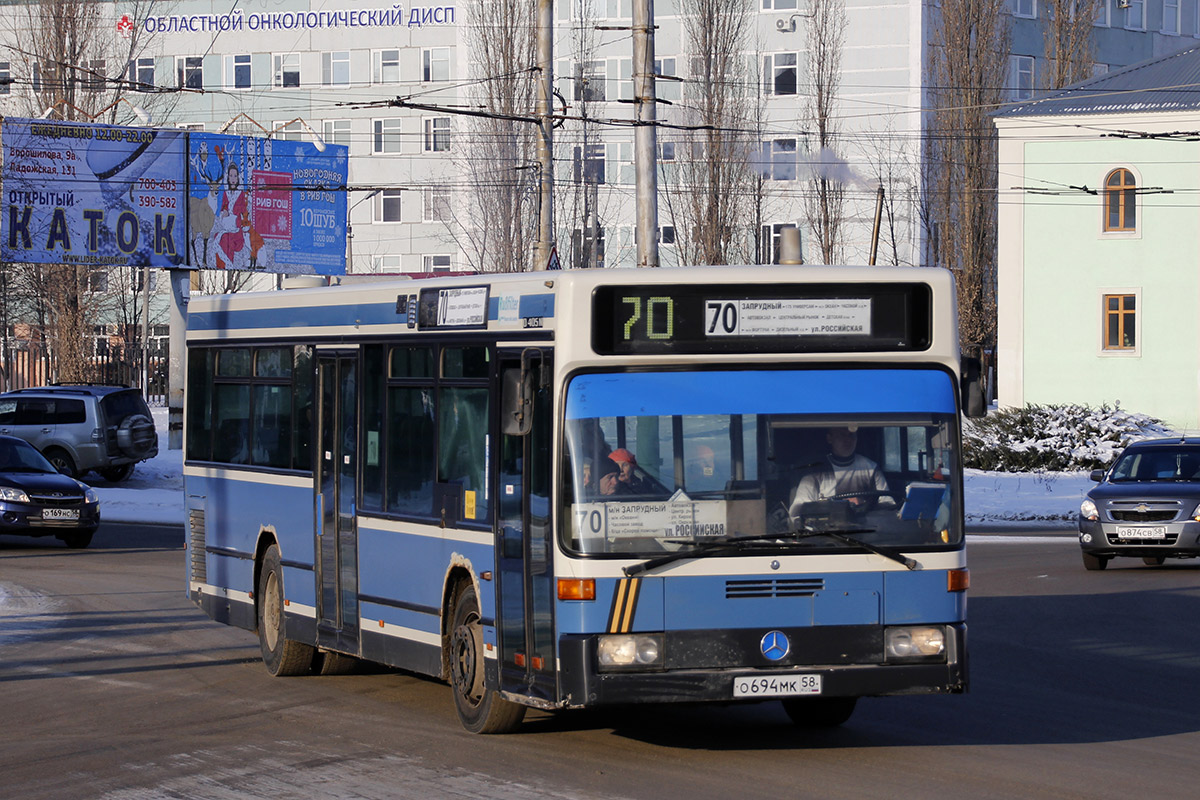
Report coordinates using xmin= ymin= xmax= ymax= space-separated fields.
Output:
xmin=1115 ymin=526 xmax=1166 ymax=539
xmin=43 ymin=508 xmax=79 ymax=521
xmin=733 ymin=675 xmax=821 ymax=698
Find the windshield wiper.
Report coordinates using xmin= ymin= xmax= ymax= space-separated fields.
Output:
xmin=622 ymin=528 xmax=919 ymax=577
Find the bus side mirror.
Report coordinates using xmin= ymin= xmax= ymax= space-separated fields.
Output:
xmin=502 ymin=368 xmax=534 ymax=436
xmin=961 ymin=357 xmax=986 ymax=419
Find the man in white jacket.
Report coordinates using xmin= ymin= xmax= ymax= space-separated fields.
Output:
xmin=789 ymin=427 xmax=895 ymax=520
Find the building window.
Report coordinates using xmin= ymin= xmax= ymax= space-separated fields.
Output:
xmin=655 ymin=56 xmax=679 ymax=102
xmin=375 ymin=189 xmax=403 ymax=222
xmin=273 ymin=120 xmax=304 ymax=142
xmin=575 ymin=60 xmax=606 ymax=102
xmin=373 ymin=118 xmax=403 ymax=153
xmin=87 ymin=269 xmax=108 ymax=293
xmin=1104 ymin=168 xmax=1136 ymax=232
xmin=374 ymin=255 xmax=403 ymax=272
xmin=0 ymin=61 xmax=11 ymax=95
xmin=322 ymin=51 xmax=350 ymax=86
xmin=760 ymin=138 xmax=797 ymax=181
xmin=423 ymin=48 xmax=449 ymax=83
xmin=763 ymin=52 xmax=798 ymax=96
xmin=128 ymin=58 xmax=155 ymax=92
xmin=760 ymin=224 xmax=797 ymax=264
xmin=1009 ymin=55 xmax=1034 ymax=100
xmin=323 ymin=119 xmax=351 ymax=147
xmin=762 ymin=0 xmax=799 ymax=9
xmin=176 ymin=56 xmax=203 ymax=90
xmin=1164 ymin=0 xmax=1180 ymax=33
xmin=660 ymin=226 xmax=676 ymax=245
xmin=1094 ymin=0 xmax=1110 ymax=26
xmin=131 ymin=268 xmax=158 ymax=293
xmin=274 ymin=54 xmax=300 ymax=88
xmin=423 ymin=187 xmax=450 ymax=222
xmin=226 ymin=54 xmax=252 ymax=89
xmin=1103 ymin=294 xmax=1136 ymax=350
xmin=1125 ymin=0 xmax=1145 ymax=29
xmin=424 ymin=117 xmax=450 ymax=152
xmin=573 ymin=144 xmax=605 ymax=184
xmin=80 ymin=59 xmax=106 ymax=93
xmin=373 ymin=49 xmax=400 ymax=83
xmin=1014 ymin=0 xmax=1036 ymax=18
xmin=424 ymin=254 xmax=452 ymax=272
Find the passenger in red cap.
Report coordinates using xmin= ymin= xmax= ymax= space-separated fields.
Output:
xmin=600 ymin=448 xmax=650 ymax=496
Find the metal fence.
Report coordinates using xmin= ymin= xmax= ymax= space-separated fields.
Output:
xmin=0 ymin=340 xmax=169 ymax=406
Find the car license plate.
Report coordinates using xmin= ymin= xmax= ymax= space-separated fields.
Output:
xmin=1115 ymin=525 xmax=1167 ymax=539
xmin=733 ymin=674 xmax=821 ymax=698
xmin=43 ymin=508 xmax=79 ymax=521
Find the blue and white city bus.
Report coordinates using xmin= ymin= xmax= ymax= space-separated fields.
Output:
xmin=184 ymin=266 xmax=983 ymax=733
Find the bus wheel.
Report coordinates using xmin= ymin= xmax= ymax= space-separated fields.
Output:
xmin=449 ymin=584 xmax=526 ymax=734
xmin=314 ymin=650 xmax=359 ymax=676
xmin=1081 ymin=552 xmax=1110 ymax=571
xmin=781 ymin=696 xmax=857 ymax=728
xmin=258 ymin=544 xmax=316 ymax=676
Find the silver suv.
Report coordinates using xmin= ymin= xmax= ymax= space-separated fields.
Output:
xmin=0 ymin=385 xmax=157 ymax=482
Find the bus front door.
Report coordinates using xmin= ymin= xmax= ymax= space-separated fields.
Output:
xmin=496 ymin=354 xmax=556 ymax=703
xmin=316 ymin=353 xmax=359 ymax=654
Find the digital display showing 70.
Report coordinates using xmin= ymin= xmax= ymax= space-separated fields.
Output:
xmin=591 ymin=283 xmax=931 ymax=355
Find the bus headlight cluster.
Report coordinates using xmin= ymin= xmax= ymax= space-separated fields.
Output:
xmin=597 ymin=633 xmax=664 ymax=670
xmin=884 ymin=626 xmax=946 ymax=661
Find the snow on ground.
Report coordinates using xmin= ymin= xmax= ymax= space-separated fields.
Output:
xmin=98 ymin=411 xmax=1086 ymax=528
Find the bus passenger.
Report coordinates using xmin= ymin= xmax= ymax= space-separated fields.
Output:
xmin=599 ymin=448 xmax=652 ymax=496
xmin=789 ymin=426 xmax=894 ymax=517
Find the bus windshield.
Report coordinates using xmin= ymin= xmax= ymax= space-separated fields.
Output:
xmin=563 ymin=368 xmax=962 ymax=556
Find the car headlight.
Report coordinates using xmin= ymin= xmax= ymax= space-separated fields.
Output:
xmin=597 ymin=633 xmax=664 ymax=670
xmin=1080 ymin=499 xmax=1098 ymax=521
xmin=84 ymin=487 xmax=99 ymax=504
xmin=884 ymin=626 xmax=946 ymax=662
xmin=0 ymin=486 xmax=30 ymax=503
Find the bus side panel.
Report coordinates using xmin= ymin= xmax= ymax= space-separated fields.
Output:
xmin=355 ymin=522 xmax=496 ymax=678
xmin=185 ymin=472 xmax=318 ymax=623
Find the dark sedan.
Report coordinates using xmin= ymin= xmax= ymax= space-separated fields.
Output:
xmin=0 ymin=435 xmax=100 ymax=549
xmin=1079 ymin=437 xmax=1200 ymax=570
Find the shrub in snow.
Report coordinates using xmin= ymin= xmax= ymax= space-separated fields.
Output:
xmin=962 ymin=403 xmax=1173 ymax=472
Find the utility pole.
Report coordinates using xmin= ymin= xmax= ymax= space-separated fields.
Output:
xmin=633 ymin=0 xmax=659 ymax=267
xmin=534 ymin=0 xmax=555 ymax=270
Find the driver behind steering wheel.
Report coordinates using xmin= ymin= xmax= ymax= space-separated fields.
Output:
xmin=789 ymin=426 xmax=895 ymax=520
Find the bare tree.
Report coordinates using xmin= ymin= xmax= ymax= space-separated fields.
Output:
xmin=663 ymin=0 xmax=758 ymax=266
xmin=453 ymin=0 xmax=540 ymax=273
xmin=0 ymin=0 xmax=175 ymax=382
xmin=801 ymin=0 xmax=848 ymax=265
xmin=1042 ymin=0 xmax=1099 ymax=90
xmin=859 ymin=115 xmax=918 ymax=267
xmin=925 ymin=0 xmax=1011 ymax=356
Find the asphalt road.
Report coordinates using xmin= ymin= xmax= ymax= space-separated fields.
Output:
xmin=2 ymin=522 xmax=1198 ymax=800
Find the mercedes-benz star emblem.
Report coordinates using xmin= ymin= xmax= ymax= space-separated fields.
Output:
xmin=760 ymin=630 xmax=789 ymax=661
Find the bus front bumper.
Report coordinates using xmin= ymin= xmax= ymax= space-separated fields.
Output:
xmin=556 ymin=623 xmax=967 ymax=708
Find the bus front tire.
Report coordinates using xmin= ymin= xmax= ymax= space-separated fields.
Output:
xmin=781 ymin=696 xmax=858 ymax=728
xmin=258 ymin=544 xmax=316 ymax=676
xmin=449 ymin=583 xmax=526 ymax=734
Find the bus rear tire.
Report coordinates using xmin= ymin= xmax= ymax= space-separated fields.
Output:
xmin=315 ymin=650 xmax=359 ymax=675
xmin=449 ymin=583 xmax=526 ymax=734
xmin=781 ymin=696 xmax=857 ymax=728
xmin=258 ymin=544 xmax=316 ymax=676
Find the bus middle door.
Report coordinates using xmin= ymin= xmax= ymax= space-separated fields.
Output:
xmin=496 ymin=352 xmax=555 ymax=704
xmin=315 ymin=351 xmax=360 ymax=655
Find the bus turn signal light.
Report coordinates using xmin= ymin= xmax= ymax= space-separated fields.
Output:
xmin=948 ymin=568 xmax=969 ymax=592
xmin=557 ymin=578 xmax=596 ymax=601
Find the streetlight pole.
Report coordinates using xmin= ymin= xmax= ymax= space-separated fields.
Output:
xmin=534 ymin=0 xmax=554 ymax=270
xmin=633 ymin=0 xmax=659 ymax=268
xmin=347 ymin=189 xmax=382 ymax=272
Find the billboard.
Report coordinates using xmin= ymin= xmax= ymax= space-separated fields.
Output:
xmin=2 ymin=118 xmax=348 ymax=274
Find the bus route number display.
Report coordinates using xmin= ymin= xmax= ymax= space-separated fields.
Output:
xmin=704 ymin=298 xmax=871 ymax=337
xmin=592 ymin=283 xmax=930 ymax=355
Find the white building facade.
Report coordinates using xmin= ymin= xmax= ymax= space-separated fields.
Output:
xmin=1 ymin=0 xmax=1199 ymax=274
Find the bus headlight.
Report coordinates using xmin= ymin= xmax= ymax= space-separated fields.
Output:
xmin=597 ymin=633 xmax=664 ymax=670
xmin=1080 ymin=499 xmax=1098 ymax=521
xmin=884 ymin=626 xmax=946 ymax=661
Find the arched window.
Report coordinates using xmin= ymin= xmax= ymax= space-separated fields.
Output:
xmin=1104 ymin=168 xmax=1137 ymax=232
